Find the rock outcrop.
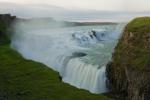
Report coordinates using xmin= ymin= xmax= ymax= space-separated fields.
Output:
xmin=0 ymin=14 xmax=16 ymax=43
xmin=0 ymin=14 xmax=16 ymax=33
xmin=106 ymin=17 xmax=150 ymax=100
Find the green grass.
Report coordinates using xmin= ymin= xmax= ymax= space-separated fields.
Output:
xmin=0 ymin=43 xmax=111 ymax=100
xmin=126 ymin=17 xmax=150 ymax=33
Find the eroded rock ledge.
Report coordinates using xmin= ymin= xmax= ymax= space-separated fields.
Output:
xmin=106 ymin=17 xmax=150 ymax=100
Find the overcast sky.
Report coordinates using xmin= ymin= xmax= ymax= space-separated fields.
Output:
xmin=0 ymin=0 xmax=150 ymax=22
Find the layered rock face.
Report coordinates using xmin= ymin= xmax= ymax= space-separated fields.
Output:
xmin=106 ymin=17 xmax=150 ymax=100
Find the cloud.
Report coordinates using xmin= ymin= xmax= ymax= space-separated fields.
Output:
xmin=0 ymin=2 xmax=150 ymax=22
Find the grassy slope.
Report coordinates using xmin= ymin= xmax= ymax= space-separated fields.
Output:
xmin=0 ymin=36 xmax=111 ymax=99
xmin=113 ymin=17 xmax=150 ymax=70
xmin=126 ymin=17 xmax=150 ymax=33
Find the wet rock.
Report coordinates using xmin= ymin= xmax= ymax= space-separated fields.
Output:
xmin=72 ymin=52 xmax=87 ymax=57
xmin=91 ymin=30 xmax=97 ymax=37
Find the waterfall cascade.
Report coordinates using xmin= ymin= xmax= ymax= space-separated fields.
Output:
xmin=11 ymin=22 xmax=124 ymax=93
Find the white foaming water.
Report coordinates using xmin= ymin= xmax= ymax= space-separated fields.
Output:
xmin=63 ymin=58 xmax=107 ymax=93
xmin=11 ymin=21 xmax=124 ymax=93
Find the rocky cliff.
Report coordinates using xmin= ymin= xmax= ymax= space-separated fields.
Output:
xmin=106 ymin=17 xmax=150 ymax=100
xmin=0 ymin=14 xmax=16 ymax=43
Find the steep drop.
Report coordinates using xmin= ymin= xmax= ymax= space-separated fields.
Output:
xmin=106 ymin=17 xmax=150 ymax=100
xmin=11 ymin=20 xmax=124 ymax=93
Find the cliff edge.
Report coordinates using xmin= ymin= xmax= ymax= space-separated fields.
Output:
xmin=0 ymin=14 xmax=111 ymax=100
xmin=106 ymin=17 xmax=150 ymax=100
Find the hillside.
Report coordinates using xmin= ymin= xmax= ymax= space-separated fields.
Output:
xmin=106 ymin=17 xmax=150 ymax=100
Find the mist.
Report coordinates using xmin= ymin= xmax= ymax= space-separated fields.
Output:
xmin=9 ymin=17 xmax=125 ymax=93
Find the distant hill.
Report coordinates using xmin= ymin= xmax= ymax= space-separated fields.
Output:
xmin=14 ymin=17 xmax=118 ymax=29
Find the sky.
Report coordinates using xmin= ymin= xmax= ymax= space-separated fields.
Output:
xmin=0 ymin=0 xmax=150 ymax=22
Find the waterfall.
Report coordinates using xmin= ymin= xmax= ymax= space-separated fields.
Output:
xmin=62 ymin=58 xmax=107 ymax=93
xmin=11 ymin=21 xmax=124 ymax=93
